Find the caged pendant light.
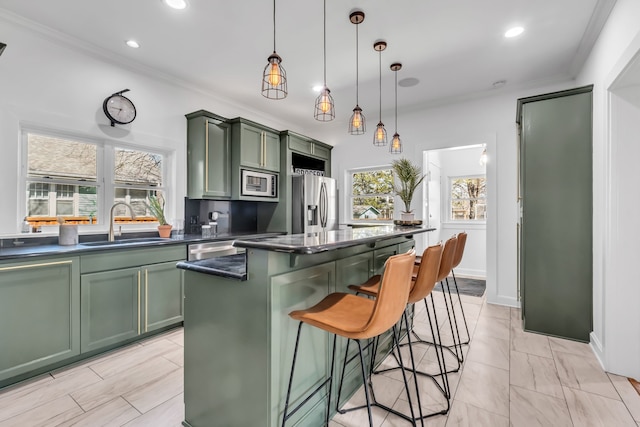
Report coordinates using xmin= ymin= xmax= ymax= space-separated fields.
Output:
xmin=314 ymin=0 xmax=335 ymax=121
xmin=389 ymin=62 xmax=403 ymax=154
xmin=372 ymin=41 xmax=388 ymax=146
xmin=261 ymin=0 xmax=287 ymax=99
xmin=348 ymin=10 xmax=365 ymax=135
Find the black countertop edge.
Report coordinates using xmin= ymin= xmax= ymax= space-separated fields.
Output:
xmin=0 ymin=232 xmax=285 ymax=261
xmin=233 ymin=226 xmax=434 ymax=254
xmin=176 ymin=254 xmax=246 ymax=280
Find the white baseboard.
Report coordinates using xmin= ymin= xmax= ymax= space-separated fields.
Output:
xmin=455 ymin=268 xmax=486 ymax=278
xmin=590 ymin=332 xmax=606 ymax=371
xmin=486 ymin=294 xmax=520 ymax=308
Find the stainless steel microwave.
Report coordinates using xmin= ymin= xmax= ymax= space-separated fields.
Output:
xmin=241 ymin=169 xmax=277 ymax=198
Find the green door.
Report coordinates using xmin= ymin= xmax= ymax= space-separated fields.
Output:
xmin=519 ymin=87 xmax=593 ymax=341
xmin=270 ymin=262 xmax=335 ymax=427
xmin=263 ymin=130 xmax=281 ymax=172
xmin=81 ymin=267 xmax=141 ymax=352
xmin=204 ymin=121 xmax=231 ymax=198
xmin=144 ymin=261 xmax=184 ymax=333
xmin=239 ymin=123 xmax=264 ymax=170
xmin=0 ymin=258 xmax=80 ymax=385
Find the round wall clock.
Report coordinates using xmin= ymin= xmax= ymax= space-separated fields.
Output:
xmin=103 ymin=89 xmax=136 ymax=126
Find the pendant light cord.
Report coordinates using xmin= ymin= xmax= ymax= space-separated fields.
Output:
xmin=378 ymin=50 xmax=382 ymax=121
xmin=355 ymin=19 xmax=359 ymax=104
xmin=394 ymin=69 xmax=398 ymax=132
xmin=272 ymin=0 xmax=276 ymax=52
xmin=323 ymin=0 xmax=327 ymax=86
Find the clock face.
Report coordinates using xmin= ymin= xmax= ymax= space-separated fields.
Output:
xmin=104 ymin=94 xmax=136 ymax=125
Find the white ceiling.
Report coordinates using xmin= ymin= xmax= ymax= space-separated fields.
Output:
xmin=0 ymin=0 xmax=616 ymax=135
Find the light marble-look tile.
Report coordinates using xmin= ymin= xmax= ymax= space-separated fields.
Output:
xmin=71 ymin=357 xmax=180 ymax=411
xmin=454 ymin=360 xmax=510 ymax=417
xmin=380 ymin=398 xmax=447 ymax=427
xmin=549 ymin=336 xmax=594 ymax=358
xmin=459 ymin=294 xmax=485 ymax=306
xmin=162 ymin=346 xmax=184 ymax=367
xmin=608 ymin=373 xmax=640 ymax=422
xmin=164 ymin=329 xmax=184 ymax=347
xmin=122 ymin=393 xmax=184 ymax=427
xmin=0 ymin=395 xmax=83 ymax=427
xmin=554 ymin=351 xmax=619 ymax=400
xmin=510 ymin=307 xmax=522 ymax=325
xmin=0 ymin=368 xmax=102 ymax=422
xmin=51 ymin=343 xmax=143 ymax=379
xmin=471 ymin=316 xmax=509 ymax=341
xmin=563 ymin=386 xmax=637 ymax=426
xmin=444 ymin=400 xmax=509 ymax=427
xmin=57 ymin=397 xmax=140 ymax=426
xmin=510 ymin=351 xmax=564 ymax=398
xmin=123 ymin=367 xmax=183 ymax=413
xmin=479 ymin=303 xmax=510 ymax=320
xmin=465 ymin=334 xmax=509 ymax=371
xmin=510 ymin=326 xmax=553 ymax=358
xmin=510 ymin=385 xmax=572 ymax=427
xmin=0 ymin=373 xmax=54 ymax=397
xmin=417 ymin=347 xmax=462 ymax=398
xmin=89 ymin=338 xmax=181 ymax=378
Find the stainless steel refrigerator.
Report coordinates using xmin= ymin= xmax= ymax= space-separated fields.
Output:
xmin=292 ymin=175 xmax=338 ymax=234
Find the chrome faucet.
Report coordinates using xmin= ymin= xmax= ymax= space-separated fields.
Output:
xmin=108 ymin=202 xmax=136 ymax=241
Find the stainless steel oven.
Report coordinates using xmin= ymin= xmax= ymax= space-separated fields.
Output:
xmin=187 ymin=241 xmax=245 ymax=261
xmin=241 ymin=169 xmax=277 ymax=198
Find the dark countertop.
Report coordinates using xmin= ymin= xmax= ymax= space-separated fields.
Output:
xmin=0 ymin=231 xmax=284 ymax=261
xmin=234 ymin=225 xmax=434 ymax=254
xmin=176 ymin=253 xmax=246 ymax=281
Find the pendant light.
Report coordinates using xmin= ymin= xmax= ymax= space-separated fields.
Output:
xmin=261 ymin=0 xmax=287 ymax=99
xmin=389 ymin=62 xmax=402 ymax=154
xmin=314 ymin=0 xmax=335 ymax=121
xmin=348 ymin=10 xmax=365 ymax=134
xmin=373 ymin=41 xmax=388 ymax=146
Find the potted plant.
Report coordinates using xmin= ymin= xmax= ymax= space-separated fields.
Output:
xmin=391 ymin=158 xmax=426 ymax=222
xmin=147 ymin=195 xmax=172 ymax=238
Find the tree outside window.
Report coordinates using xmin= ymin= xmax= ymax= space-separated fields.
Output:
xmin=350 ymin=168 xmax=394 ymax=221
xmin=450 ymin=176 xmax=486 ymax=220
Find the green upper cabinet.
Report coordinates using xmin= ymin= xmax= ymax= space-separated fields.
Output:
xmin=230 ymin=118 xmax=280 ymax=173
xmin=282 ymin=131 xmax=332 ymax=176
xmin=0 ymin=256 xmax=80 ymax=387
xmin=186 ymin=110 xmax=232 ymax=199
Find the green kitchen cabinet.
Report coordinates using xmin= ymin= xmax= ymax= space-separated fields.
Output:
xmin=230 ymin=118 xmax=280 ymax=173
xmin=80 ymin=245 xmax=185 ymax=352
xmin=284 ymin=131 xmax=332 ymax=166
xmin=0 ymin=256 xmax=80 ymax=387
xmin=517 ymin=86 xmax=593 ymax=342
xmin=186 ymin=110 xmax=232 ymax=199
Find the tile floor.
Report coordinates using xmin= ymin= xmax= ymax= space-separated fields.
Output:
xmin=1 ymin=292 xmax=639 ymax=427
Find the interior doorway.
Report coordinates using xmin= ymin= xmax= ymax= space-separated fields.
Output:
xmin=422 ymin=144 xmax=487 ymax=279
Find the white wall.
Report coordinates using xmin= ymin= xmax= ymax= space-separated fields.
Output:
xmin=330 ymin=82 xmax=571 ymax=307
xmin=575 ymin=0 xmax=640 ymax=378
xmin=0 ymin=15 xmax=291 ymax=237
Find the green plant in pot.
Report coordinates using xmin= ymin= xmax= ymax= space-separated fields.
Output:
xmin=391 ymin=158 xmax=425 ymax=222
xmin=147 ymin=195 xmax=172 ymax=238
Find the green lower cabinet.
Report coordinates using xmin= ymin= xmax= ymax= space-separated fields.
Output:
xmin=270 ymin=262 xmax=335 ymax=427
xmin=81 ymin=267 xmax=141 ymax=353
xmin=0 ymin=257 xmax=80 ymax=386
xmin=144 ymin=262 xmax=184 ymax=333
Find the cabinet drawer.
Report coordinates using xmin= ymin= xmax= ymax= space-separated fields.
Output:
xmin=80 ymin=245 xmax=186 ymax=274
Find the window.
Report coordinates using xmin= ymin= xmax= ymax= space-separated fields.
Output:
xmin=450 ymin=175 xmax=486 ymax=221
xmin=23 ymin=130 xmax=168 ymax=228
xmin=349 ymin=167 xmax=394 ymax=221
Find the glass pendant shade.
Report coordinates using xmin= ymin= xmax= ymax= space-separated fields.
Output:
xmin=262 ymin=52 xmax=287 ymax=99
xmin=349 ymin=105 xmax=365 ymax=134
xmin=262 ymin=0 xmax=287 ymax=99
xmin=314 ymin=87 xmax=335 ymax=121
xmin=373 ymin=121 xmax=387 ymax=146
xmin=389 ymin=133 xmax=402 ymax=154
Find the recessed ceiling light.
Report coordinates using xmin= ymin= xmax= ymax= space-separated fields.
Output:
xmin=126 ymin=40 xmax=140 ymax=48
xmin=492 ymin=79 xmax=507 ymax=89
xmin=398 ymin=77 xmax=419 ymax=88
xmin=504 ymin=26 xmax=524 ymax=38
xmin=163 ymin=0 xmax=188 ymax=10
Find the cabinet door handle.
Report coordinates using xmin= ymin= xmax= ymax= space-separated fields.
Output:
xmin=144 ymin=269 xmax=149 ymax=333
xmin=137 ymin=271 xmax=141 ymax=335
xmin=261 ymin=132 xmax=266 ymax=167
xmin=205 ymin=120 xmax=210 ymax=192
xmin=0 ymin=260 xmax=72 ymax=271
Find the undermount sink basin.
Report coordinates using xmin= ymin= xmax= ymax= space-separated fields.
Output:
xmin=81 ymin=237 xmax=170 ymax=247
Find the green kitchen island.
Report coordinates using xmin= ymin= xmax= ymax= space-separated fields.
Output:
xmin=177 ymin=225 xmax=433 ymax=427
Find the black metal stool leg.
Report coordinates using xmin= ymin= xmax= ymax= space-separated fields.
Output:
xmin=282 ymin=322 xmax=303 ymax=427
xmin=443 ymin=277 xmax=464 ymax=363
xmin=451 ymin=270 xmax=471 ymax=345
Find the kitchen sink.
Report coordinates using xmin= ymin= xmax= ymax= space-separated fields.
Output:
xmin=81 ymin=237 xmax=170 ymax=247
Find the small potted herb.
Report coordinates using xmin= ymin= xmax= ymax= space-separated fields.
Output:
xmin=391 ymin=158 xmax=425 ymax=222
xmin=147 ymin=195 xmax=172 ymax=237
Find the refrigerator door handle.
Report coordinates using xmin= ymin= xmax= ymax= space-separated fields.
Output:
xmin=320 ymin=182 xmax=327 ymax=228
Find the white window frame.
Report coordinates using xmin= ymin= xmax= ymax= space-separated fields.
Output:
xmin=19 ymin=126 xmax=173 ymax=233
xmin=346 ymin=165 xmax=395 ymax=224
xmin=448 ymin=174 xmax=487 ymax=222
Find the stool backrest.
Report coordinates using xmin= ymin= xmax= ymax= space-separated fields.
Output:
xmin=452 ymin=232 xmax=467 ymax=269
xmin=408 ymin=243 xmax=443 ymax=304
xmin=364 ymin=250 xmax=416 ymax=337
xmin=436 ymin=235 xmax=458 ymax=282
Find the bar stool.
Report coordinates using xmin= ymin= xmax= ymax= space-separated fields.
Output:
xmin=450 ymin=232 xmax=471 ymax=345
xmin=281 ymin=251 xmax=417 ymax=427
xmin=347 ymin=243 xmax=451 ymax=420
